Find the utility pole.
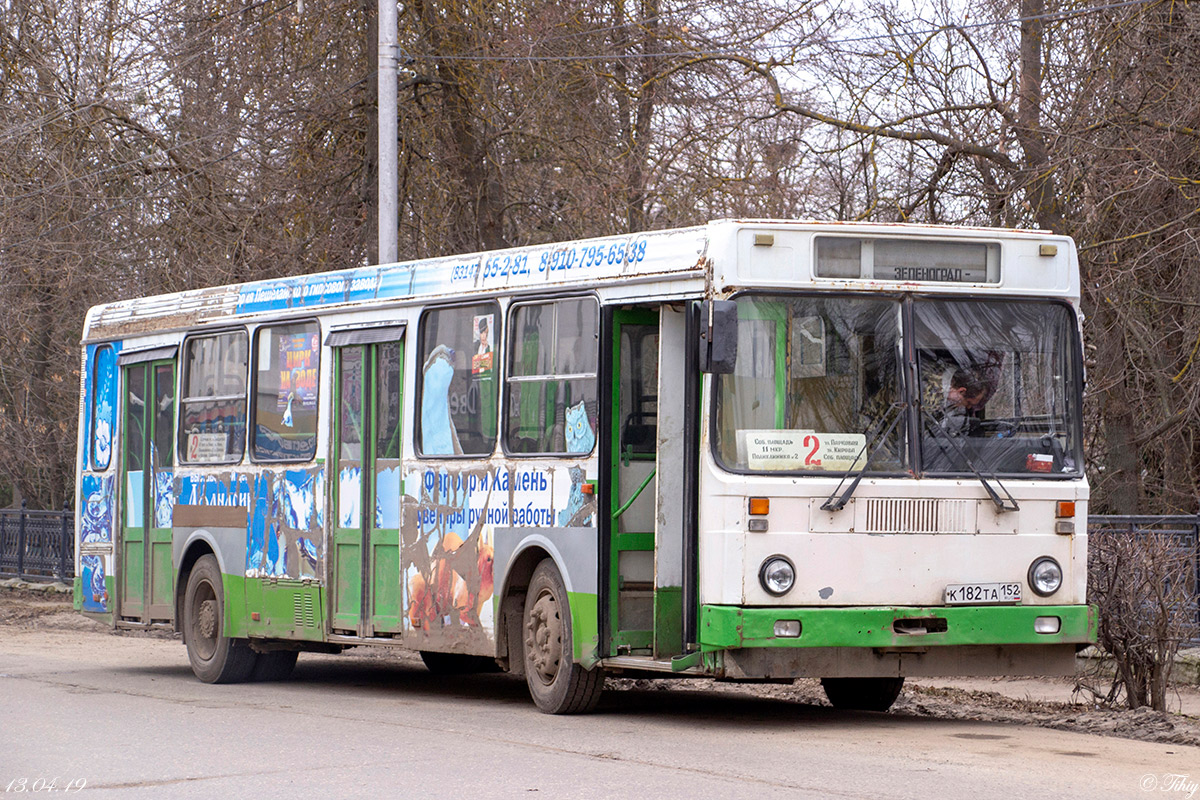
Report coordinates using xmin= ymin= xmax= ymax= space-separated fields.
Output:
xmin=378 ymin=0 xmax=398 ymax=264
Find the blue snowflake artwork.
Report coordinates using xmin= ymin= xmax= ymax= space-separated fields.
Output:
xmin=80 ymin=555 xmax=107 ymax=612
xmin=557 ymin=466 xmax=593 ymax=527
xmin=79 ymin=475 xmax=114 ymax=544
xmin=92 ymin=346 xmax=117 ymax=470
xmin=247 ymin=474 xmax=278 ymax=576
xmin=283 ymin=470 xmax=316 ymax=530
xmin=154 ymin=471 xmax=174 ymax=529
xmin=339 ymin=466 xmax=361 ymax=529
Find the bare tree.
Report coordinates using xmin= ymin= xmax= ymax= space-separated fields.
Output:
xmin=6 ymin=0 xmax=1196 ymax=523
xmin=678 ymin=0 xmax=1200 ymax=514
xmin=1084 ymin=527 xmax=1199 ymax=710
xmin=0 ymin=0 xmax=154 ymax=507
xmin=0 ymin=0 xmax=378 ymax=506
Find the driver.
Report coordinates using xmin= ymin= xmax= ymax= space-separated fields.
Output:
xmin=942 ymin=367 xmax=991 ymax=435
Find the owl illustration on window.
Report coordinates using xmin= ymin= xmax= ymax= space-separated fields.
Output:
xmin=564 ymin=401 xmax=594 ymax=454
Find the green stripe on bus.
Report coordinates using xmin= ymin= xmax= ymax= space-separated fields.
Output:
xmin=223 ymin=572 xmax=250 ymax=637
xmin=699 ymin=604 xmax=1096 ymax=649
xmin=569 ymin=591 xmax=600 ymax=668
xmin=224 ymin=573 xmax=326 ymax=641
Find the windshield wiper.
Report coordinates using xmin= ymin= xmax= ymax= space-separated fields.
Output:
xmin=921 ymin=408 xmax=1019 ymax=512
xmin=821 ymin=402 xmax=906 ymax=512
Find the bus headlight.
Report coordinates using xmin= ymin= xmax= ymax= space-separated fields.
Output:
xmin=759 ymin=556 xmax=795 ymax=597
xmin=1028 ymin=557 xmax=1063 ymax=597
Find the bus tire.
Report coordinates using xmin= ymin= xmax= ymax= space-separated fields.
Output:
xmin=522 ymin=559 xmax=604 ymax=714
xmin=820 ymin=677 xmax=905 ymax=712
xmin=251 ymin=650 xmax=298 ymax=682
xmin=183 ymin=554 xmax=257 ymax=684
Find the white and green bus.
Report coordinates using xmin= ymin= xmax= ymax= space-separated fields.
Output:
xmin=75 ymin=219 xmax=1094 ymax=713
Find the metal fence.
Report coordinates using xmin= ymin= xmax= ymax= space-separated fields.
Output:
xmin=1088 ymin=514 xmax=1200 ymax=647
xmin=0 ymin=502 xmax=74 ymax=583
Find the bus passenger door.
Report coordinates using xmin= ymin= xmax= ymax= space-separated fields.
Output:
xmin=119 ymin=358 xmax=176 ymax=624
xmin=609 ymin=309 xmax=660 ymax=656
xmin=331 ymin=336 xmax=405 ymax=638
xmin=608 ymin=305 xmax=692 ymax=659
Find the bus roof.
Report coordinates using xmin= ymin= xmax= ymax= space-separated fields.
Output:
xmin=82 ymin=220 xmax=1076 ymax=342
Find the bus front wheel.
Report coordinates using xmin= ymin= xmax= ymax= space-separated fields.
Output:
xmin=522 ymin=559 xmax=604 ymax=714
xmin=821 ymin=677 xmax=905 ymax=712
xmin=183 ymin=554 xmax=257 ymax=683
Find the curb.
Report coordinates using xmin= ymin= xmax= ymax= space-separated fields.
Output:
xmin=0 ymin=577 xmax=73 ymax=595
xmin=1076 ymin=646 xmax=1200 ymax=686
xmin=1173 ymin=650 xmax=1200 ymax=685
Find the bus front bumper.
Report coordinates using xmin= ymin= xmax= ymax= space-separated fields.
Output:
xmin=698 ymin=604 xmax=1097 ymax=680
xmin=699 ymin=604 xmax=1097 ymax=650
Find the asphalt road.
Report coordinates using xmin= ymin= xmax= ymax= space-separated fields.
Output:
xmin=1 ymin=625 xmax=1196 ymax=799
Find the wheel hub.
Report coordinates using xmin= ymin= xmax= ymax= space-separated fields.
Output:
xmin=525 ymin=591 xmax=562 ymax=685
xmin=197 ymin=598 xmax=217 ymax=640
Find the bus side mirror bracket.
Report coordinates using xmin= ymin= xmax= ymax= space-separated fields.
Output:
xmin=699 ymin=300 xmax=737 ymax=374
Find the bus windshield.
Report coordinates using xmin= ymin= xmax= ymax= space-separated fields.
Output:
xmin=714 ymin=295 xmax=905 ymax=474
xmin=915 ymin=298 xmax=1082 ymax=477
xmin=713 ymin=294 xmax=1083 ymax=478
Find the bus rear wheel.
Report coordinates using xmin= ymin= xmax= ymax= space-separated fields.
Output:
xmin=820 ymin=677 xmax=905 ymax=712
xmin=184 ymin=554 xmax=257 ymax=683
xmin=522 ymin=559 xmax=604 ymax=714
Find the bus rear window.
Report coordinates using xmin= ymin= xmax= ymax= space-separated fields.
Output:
xmin=90 ymin=345 xmax=117 ymax=471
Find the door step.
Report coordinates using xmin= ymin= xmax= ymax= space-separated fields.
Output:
xmin=115 ymin=620 xmax=175 ymax=632
xmin=327 ymin=633 xmax=405 ymax=646
xmin=601 ymin=653 xmax=707 ymax=675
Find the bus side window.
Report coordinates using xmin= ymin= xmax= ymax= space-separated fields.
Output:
xmin=505 ymin=297 xmax=598 ymax=456
xmin=417 ymin=302 xmax=500 ymax=457
xmin=179 ymin=331 xmax=248 ymax=464
xmin=251 ymin=322 xmax=320 ymax=462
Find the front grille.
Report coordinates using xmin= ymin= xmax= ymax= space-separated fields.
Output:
xmin=862 ymin=498 xmax=972 ymax=534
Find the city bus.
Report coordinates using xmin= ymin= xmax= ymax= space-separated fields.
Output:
xmin=74 ymin=219 xmax=1095 ymax=713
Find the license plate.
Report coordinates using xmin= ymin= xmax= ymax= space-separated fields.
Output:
xmin=944 ymin=582 xmax=1022 ymax=605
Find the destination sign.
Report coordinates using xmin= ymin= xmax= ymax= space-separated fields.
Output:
xmin=885 ymin=266 xmax=975 ymax=282
xmin=816 ymin=237 xmax=1000 ymax=284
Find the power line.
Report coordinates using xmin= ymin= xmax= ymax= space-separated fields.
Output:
xmin=408 ymin=0 xmax=1159 ymax=62
xmin=0 ymin=0 xmax=1168 ymax=224
xmin=0 ymin=0 xmax=1157 ymax=161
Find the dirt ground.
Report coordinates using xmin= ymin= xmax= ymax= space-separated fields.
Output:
xmin=4 ymin=586 xmax=1198 ymax=748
